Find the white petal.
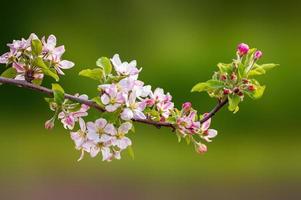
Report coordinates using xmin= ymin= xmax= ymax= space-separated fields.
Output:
xmin=104 ymin=123 xmax=117 ymax=135
xmin=133 ymin=109 xmax=146 ymax=120
xmin=120 ymin=108 xmax=134 ymax=121
xmin=59 ymin=60 xmax=74 ymax=69
xmin=100 ymin=94 xmax=110 ymax=105
xmin=95 ymin=118 xmax=107 ymax=129
xmin=118 ymin=122 xmax=132 ymax=134
xmin=105 ymin=104 xmax=120 ymax=112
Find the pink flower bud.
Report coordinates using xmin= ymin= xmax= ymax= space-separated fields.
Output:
xmin=197 ymin=143 xmax=207 ymax=154
xmin=145 ymin=98 xmax=155 ymax=107
xmin=254 ymin=50 xmax=263 ymax=60
xmin=45 ymin=118 xmax=55 ymax=130
xmin=182 ymin=102 xmax=192 ymax=112
xmin=230 ymin=73 xmax=237 ymax=81
xmin=237 ymin=43 xmax=249 ymax=56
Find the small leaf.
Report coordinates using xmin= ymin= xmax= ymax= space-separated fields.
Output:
xmin=248 ymin=67 xmax=266 ymax=76
xmin=1 ymin=67 xmax=17 ymax=78
xmin=191 ymin=82 xmax=208 ymax=92
xmin=34 ymin=57 xmax=59 ymax=81
xmin=257 ymin=63 xmax=279 ymax=72
xmin=217 ymin=63 xmax=232 ymax=74
xmin=206 ymin=80 xmax=225 ymax=89
xmin=79 ymin=68 xmax=103 ymax=81
xmin=91 ymin=96 xmax=104 ymax=106
xmin=96 ymin=57 xmax=112 ymax=75
xmin=228 ymin=94 xmax=240 ymax=112
xmin=52 ymin=83 xmax=65 ymax=105
xmin=31 ymin=39 xmax=43 ymax=55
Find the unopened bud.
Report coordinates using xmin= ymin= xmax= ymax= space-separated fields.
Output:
xmin=223 ymin=88 xmax=231 ymax=95
xmin=242 ymin=78 xmax=249 ymax=84
xmin=237 ymin=43 xmax=249 ymax=56
xmin=182 ymin=102 xmax=192 ymax=112
xmin=248 ymin=84 xmax=256 ymax=91
xmin=254 ymin=50 xmax=263 ymax=60
xmin=238 ymin=91 xmax=244 ymax=96
xmin=197 ymin=143 xmax=207 ymax=154
xmin=45 ymin=118 xmax=55 ymax=130
xmin=230 ymin=73 xmax=237 ymax=81
xmin=233 ymin=87 xmax=240 ymax=94
xmin=220 ymin=74 xmax=227 ymax=81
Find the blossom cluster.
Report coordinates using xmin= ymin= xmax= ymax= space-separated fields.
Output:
xmin=48 ymin=54 xmax=217 ymax=161
xmin=1 ymin=35 xmax=276 ymax=163
xmin=0 ymin=34 xmax=74 ymax=83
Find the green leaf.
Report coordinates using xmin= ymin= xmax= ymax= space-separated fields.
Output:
xmin=228 ymin=94 xmax=240 ymax=112
xmin=246 ymin=85 xmax=266 ymax=99
xmin=79 ymin=68 xmax=103 ymax=81
xmin=217 ymin=63 xmax=232 ymax=74
xmin=34 ymin=57 xmax=59 ymax=81
xmin=191 ymin=80 xmax=224 ymax=93
xmin=257 ymin=63 xmax=279 ymax=72
xmin=206 ymin=80 xmax=225 ymax=89
xmin=1 ymin=67 xmax=17 ymax=78
xmin=96 ymin=57 xmax=112 ymax=75
xmin=31 ymin=39 xmax=43 ymax=55
xmin=191 ymin=82 xmax=208 ymax=92
xmin=248 ymin=67 xmax=266 ymax=76
xmin=52 ymin=83 xmax=65 ymax=105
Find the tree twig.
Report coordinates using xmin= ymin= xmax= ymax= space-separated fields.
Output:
xmin=0 ymin=77 xmax=228 ymax=131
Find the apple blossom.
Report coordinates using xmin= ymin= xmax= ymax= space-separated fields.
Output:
xmin=237 ymin=43 xmax=249 ymax=56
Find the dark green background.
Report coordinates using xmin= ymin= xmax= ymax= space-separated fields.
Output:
xmin=0 ymin=0 xmax=300 ymax=199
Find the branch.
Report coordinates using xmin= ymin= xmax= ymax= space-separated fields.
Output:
xmin=0 ymin=77 xmax=227 ymax=131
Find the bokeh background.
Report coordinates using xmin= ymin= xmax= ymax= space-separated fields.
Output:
xmin=0 ymin=0 xmax=300 ymax=199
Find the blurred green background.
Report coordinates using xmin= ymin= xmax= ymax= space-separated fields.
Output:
xmin=0 ymin=0 xmax=300 ymax=199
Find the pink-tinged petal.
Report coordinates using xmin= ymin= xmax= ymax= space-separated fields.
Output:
xmin=207 ymin=129 xmax=218 ymax=138
xmin=101 ymin=94 xmax=110 ymax=105
xmin=99 ymin=134 xmax=112 ymax=143
xmin=133 ymin=109 xmax=146 ymax=120
xmin=95 ymin=118 xmax=107 ymax=129
xmin=90 ymin=145 xmax=100 ymax=157
xmin=72 ymin=111 xmax=88 ymax=118
xmin=118 ymin=122 xmax=132 ymax=134
xmin=59 ymin=60 xmax=74 ymax=69
xmin=79 ymin=94 xmax=89 ymax=100
xmin=128 ymin=92 xmax=136 ymax=104
xmin=105 ymin=103 xmax=120 ymax=112
xmin=55 ymin=66 xmax=65 ymax=75
xmin=12 ymin=62 xmax=25 ymax=72
xmin=101 ymin=147 xmax=113 ymax=161
xmin=79 ymin=118 xmax=86 ymax=132
xmin=58 ymin=112 xmax=65 ymax=119
xmin=87 ymin=131 xmax=100 ymax=142
xmin=115 ymin=137 xmax=132 ymax=149
xmin=104 ymin=123 xmax=117 ymax=135
xmin=0 ymin=52 xmax=9 ymax=64
xmin=120 ymin=108 xmax=134 ymax=121
xmin=53 ymin=45 xmax=65 ymax=57
xmin=47 ymin=34 xmax=57 ymax=49
xmin=201 ymin=113 xmax=211 ymax=131
xmin=86 ymin=122 xmax=96 ymax=132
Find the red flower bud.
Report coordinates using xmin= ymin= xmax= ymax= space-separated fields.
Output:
xmin=230 ymin=73 xmax=237 ymax=81
xmin=223 ymin=88 xmax=231 ymax=95
xmin=248 ymin=84 xmax=256 ymax=91
xmin=233 ymin=87 xmax=240 ymax=93
xmin=238 ymin=91 xmax=244 ymax=96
